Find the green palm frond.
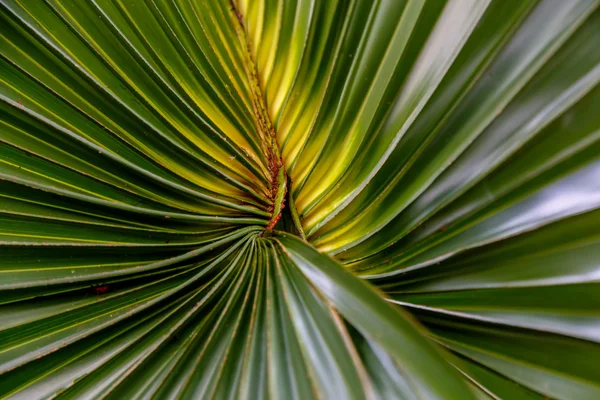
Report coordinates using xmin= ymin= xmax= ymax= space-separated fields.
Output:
xmin=1 ymin=0 xmax=599 ymax=398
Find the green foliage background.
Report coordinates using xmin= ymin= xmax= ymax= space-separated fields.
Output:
xmin=1 ymin=0 xmax=600 ymax=398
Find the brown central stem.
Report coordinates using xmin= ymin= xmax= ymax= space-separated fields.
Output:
xmin=229 ymin=1 xmax=287 ymax=232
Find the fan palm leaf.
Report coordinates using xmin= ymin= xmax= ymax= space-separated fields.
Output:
xmin=1 ymin=0 xmax=599 ymax=398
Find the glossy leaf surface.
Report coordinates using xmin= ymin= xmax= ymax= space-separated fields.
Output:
xmin=1 ymin=0 xmax=599 ymax=399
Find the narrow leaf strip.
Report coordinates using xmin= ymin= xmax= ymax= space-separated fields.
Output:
xmin=275 ymin=234 xmax=474 ymax=400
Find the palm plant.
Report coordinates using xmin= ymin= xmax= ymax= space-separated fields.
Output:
xmin=1 ymin=0 xmax=599 ymax=398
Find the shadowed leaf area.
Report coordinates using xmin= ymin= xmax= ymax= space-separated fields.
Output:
xmin=1 ymin=0 xmax=599 ymax=398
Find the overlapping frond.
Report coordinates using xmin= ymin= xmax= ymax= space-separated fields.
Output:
xmin=1 ymin=0 xmax=599 ymax=398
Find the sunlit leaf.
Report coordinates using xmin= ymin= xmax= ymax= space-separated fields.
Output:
xmin=1 ymin=0 xmax=599 ymax=398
